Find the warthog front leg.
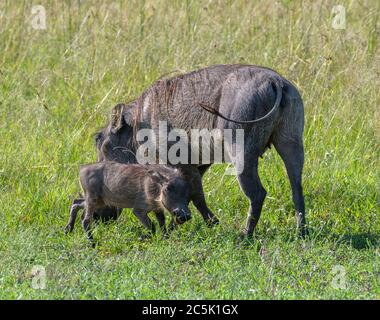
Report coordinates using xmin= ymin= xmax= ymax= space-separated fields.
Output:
xmin=193 ymin=187 xmax=219 ymax=226
xmin=183 ymin=166 xmax=219 ymax=227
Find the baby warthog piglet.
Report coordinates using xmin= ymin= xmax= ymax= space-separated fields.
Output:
xmin=65 ymin=162 xmax=192 ymax=243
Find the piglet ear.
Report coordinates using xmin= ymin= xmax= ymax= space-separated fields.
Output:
xmin=148 ymin=170 xmax=167 ymax=184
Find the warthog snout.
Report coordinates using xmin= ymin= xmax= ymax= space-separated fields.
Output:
xmin=173 ymin=208 xmax=192 ymax=224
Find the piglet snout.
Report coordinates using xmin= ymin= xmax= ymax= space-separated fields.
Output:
xmin=173 ymin=208 xmax=192 ymax=224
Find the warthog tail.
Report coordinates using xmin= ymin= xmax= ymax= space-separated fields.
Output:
xmin=198 ymin=78 xmax=283 ymax=124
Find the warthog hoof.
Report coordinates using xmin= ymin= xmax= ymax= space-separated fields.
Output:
xmin=206 ymin=216 xmax=220 ymax=227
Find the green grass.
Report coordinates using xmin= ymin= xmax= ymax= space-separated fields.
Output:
xmin=0 ymin=0 xmax=379 ymax=299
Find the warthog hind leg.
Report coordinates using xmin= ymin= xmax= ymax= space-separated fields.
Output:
xmin=237 ymin=158 xmax=267 ymax=237
xmin=273 ymin=138 xmax=307 ymax=237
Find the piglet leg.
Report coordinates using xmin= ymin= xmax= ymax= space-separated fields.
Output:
xmin=82 ymin=201 xmax=96 ymax=246
xmin=65 ymin=198 xmax=85 ymax=234
xmin=154 ymin=210 xmax=167 ymax=234
xmin=133 ymin=209 xmax=156 ymax=239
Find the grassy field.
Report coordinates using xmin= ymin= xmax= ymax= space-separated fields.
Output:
xmin=0 ymin=0 xmax=379 ymax=299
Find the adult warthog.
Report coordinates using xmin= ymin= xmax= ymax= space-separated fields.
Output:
xmin=95 ymin=64 xmax=308 ymax=237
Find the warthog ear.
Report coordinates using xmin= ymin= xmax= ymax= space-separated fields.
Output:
xmin=111 ymin=103 xmax=126 ymax=134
